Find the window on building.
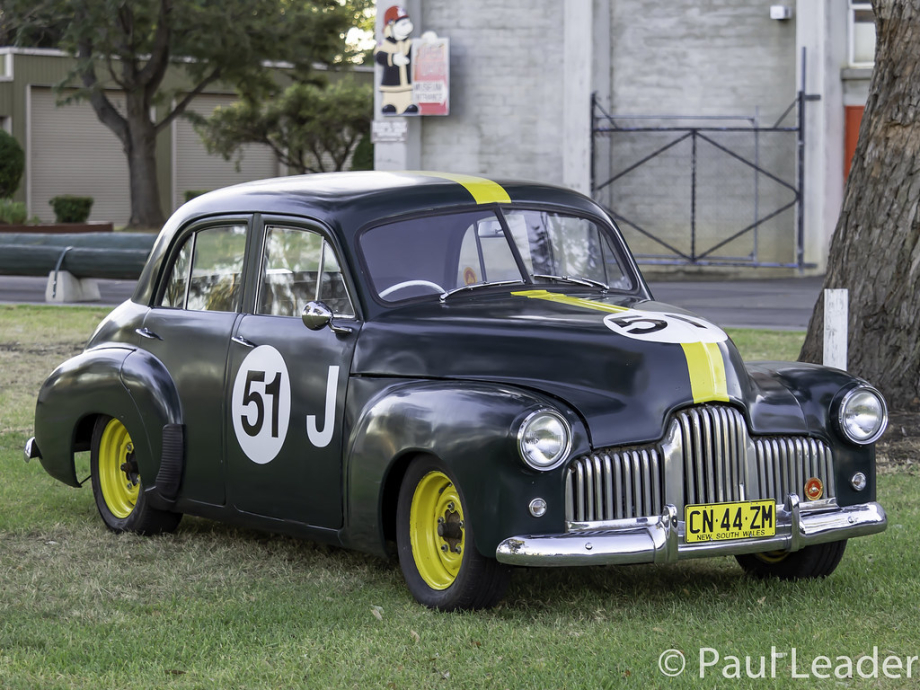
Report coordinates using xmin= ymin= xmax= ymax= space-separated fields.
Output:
xmin=849 ymin=2 xmax=876 ymax=66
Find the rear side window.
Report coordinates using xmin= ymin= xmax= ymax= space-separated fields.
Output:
xmin=159 ymin=224 xmax=248 ymax=311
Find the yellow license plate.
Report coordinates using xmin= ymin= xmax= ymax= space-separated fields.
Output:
xmin=684 ymin=499 xmax=776 ymax=543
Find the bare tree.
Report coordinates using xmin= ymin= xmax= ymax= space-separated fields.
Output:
xmin=800 ymin=0 xmax=920 ymax=411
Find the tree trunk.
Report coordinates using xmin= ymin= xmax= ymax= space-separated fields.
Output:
xmin=125 ymin=95 xmax=166 ymax=230
xmin=799 ymin=0 xmax=920 ymax=411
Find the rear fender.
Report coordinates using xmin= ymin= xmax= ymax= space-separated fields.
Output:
xmin=33 ymin=347 xmax=183 ymax=497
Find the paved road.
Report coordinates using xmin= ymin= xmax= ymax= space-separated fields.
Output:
xmin=0 ymin=274 xmax=823 ymax=330
xmin=648 ymin=277 xmax=823 ymax=331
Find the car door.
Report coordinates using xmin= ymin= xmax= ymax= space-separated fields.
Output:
xmin=139 ymin=220 xmax=251 ymax=507
xmin=224 ymin=221 xmax=359 ymax=527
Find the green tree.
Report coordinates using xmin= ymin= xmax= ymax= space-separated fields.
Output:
xmin=800 ymin=0 xmax=920 ymax=410
xmin=193 ymin=79 xmax=372 ymax=175
xmin=3 ymin=0 xmax=357 ymax=228
xmin=0 ymin=129 xmax=25 ymax=198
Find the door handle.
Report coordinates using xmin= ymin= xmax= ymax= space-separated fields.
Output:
xmin=135 ymin=328 xmax=162 ymax=340
xmin=231 ymin=335 xmax=257 ymax=349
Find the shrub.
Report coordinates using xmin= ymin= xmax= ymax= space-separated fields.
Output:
xmin=0 ymin=198 xmax=27 ymax=224
xmin=184 ymin=190 xmax=209 ymax=203
xmin=0 ymin=130 xmax=25 ymax=198
xmin=350 ymin=131 xmax=374 ymax=171
xmin=49 ymin=195 xmax=94 ymax=223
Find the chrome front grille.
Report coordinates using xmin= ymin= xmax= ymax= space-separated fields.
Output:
xmin=565 ymin=449 xmax=663 ymax=523
xmin=677 ymin=406 xmax=747 ymax=506
xmin=565 ymin=405 xmax=835 ymax=523
xmin=754 ymin=437 xmax=836 ymax=506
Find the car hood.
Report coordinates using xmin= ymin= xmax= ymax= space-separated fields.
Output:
xmin=352 ymin=289 xmax=806 ymax=448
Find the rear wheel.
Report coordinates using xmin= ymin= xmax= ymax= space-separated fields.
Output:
xmin=396 ymin=456 xmax=510 ymax=611
xmin=90 ymin=416 xmax=181 ymax=535
xmin=735 ymin=540 xmax=847 ymax=580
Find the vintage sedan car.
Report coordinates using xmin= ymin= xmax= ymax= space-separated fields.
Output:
xmin=26 ymin=171 xmax=888 ymax=610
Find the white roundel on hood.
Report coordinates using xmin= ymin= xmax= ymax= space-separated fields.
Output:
xmin=603 ymin=309 xmax=728 ymax=344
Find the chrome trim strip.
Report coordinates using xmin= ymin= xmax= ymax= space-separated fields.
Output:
xmin=496 ymin=500 xmax=887 ymax=567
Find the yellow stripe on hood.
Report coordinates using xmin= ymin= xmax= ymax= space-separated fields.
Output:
xmin=513 ymin=289 xmax=729 ymax=404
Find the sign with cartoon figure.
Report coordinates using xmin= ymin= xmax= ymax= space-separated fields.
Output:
xmin=375 ymin=5 xmax=449 ymax=117
xmin=412 ymin=32 xmax=450 ymax=116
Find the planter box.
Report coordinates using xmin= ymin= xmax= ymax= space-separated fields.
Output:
xmin=0 ymin=222 xmax=114 ymax=234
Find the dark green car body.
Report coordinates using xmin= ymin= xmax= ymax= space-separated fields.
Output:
xmin=27 ymin=172 xmax=887 ymax=607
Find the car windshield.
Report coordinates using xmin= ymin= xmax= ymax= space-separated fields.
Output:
xmin=360 ymin=208 xmax=634 ymax=302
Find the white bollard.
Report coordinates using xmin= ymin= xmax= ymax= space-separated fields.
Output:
xmin=823 ymin=289 xmax=848 ymax=370
xmin=44 ymin=270 xmax=101 ymax=303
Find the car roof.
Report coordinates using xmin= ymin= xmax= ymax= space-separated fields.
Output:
xmin=175 ymin=171 xmax=606 ymax=232
xmin=133 ymin=171 xmax=618 ymax=306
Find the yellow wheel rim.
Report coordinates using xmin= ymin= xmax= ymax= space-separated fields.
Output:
xmin=409 ymin=471 xmax=465 ymax=590
xmin=755 ymin=549 xmax=789 ymax=564
xmin=98 ymin=419 xmax=139 ymax=519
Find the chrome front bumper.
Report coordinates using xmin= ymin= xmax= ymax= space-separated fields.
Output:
xmin=495 ymin=494 xmax=887 ymax=567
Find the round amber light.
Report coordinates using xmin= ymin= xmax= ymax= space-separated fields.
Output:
xmin=804 ymin=477 xmax=824 ymax=501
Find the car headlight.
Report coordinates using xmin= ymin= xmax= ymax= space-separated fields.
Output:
xmin=518 ymin=410 xmax=571 ymax=470
xmin=838 ymin=386 xmax=888 ymax=445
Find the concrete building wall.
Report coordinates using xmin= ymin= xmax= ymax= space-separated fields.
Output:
xmin=418 ymin=0 xmax=566 ymax=182
xmin=594 ymin=1 xmax=800 ymax=267
xmin=606 ymin=0 xmax=796 ymax=122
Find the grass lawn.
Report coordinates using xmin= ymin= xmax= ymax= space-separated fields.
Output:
xmin=1 ymin=306 xmax=917 ymax=689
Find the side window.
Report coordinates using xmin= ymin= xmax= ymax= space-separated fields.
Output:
xmin=258 ymin=226 xmax=355 ymax=318
xmin=162 ymin=239 xmax=193 ymax=308
xmin=159 ymin=224 xmax=247 ymax=312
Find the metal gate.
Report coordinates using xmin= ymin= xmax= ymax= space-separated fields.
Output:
xmin=591 ymin=93 xmax=809 ymax=268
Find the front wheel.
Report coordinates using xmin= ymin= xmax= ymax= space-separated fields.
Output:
xmin=735 ymin=540 xmax=847 ymax=580
xmin=396 ymin=456 xmax=510 ymax=611
xmin=90 ymin=416 xmax=181 ymax=535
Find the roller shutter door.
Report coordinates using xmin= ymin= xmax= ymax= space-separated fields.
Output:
xmin=29 ymin=87 xmax=130 ymax=224
xmin=173 ymin=94 xmax=278 ymax=210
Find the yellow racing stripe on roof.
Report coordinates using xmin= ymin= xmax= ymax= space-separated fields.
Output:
xmin=513 ymin=289 xmax=729 ymax=404
xmin=417 ymin=172 xmax=511 ymax=204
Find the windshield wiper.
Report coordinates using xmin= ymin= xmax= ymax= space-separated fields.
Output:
xmin=531 ymin=274 xmax=609 ymax=291
xmin=440 ymin=279 xmax=526 ymax=301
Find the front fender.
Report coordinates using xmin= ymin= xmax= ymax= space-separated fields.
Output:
xmin=341 ymin=378 xmax=589 ymax=558
xmin=745 ymin=361 xmax=881 ymax=506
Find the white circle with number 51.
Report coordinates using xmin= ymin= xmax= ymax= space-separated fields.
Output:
xmin=231 ymin=345 xmax=291 ymax=464
xmin=603 ymin=309 xmax=728 ymax=344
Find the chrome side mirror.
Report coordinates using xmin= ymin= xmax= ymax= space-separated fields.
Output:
xmin=302 ymin=301 xmax=333 ymax=330
xmin=302 ymin=301 xmax=355 ymax=335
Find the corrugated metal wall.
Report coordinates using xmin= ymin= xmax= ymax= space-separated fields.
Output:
xmin=173 ymin=94 xmax=279 ymax=210
xmin=29 ymin=87 xmax=131 ymax=224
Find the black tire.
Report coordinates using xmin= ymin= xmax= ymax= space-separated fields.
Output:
xmin=396 ymin=456 xmax=510 ymax=611
xmin=735 ymin=540 xmax=847 ymax=580
xmin=90 ymin=415 xmax=182 ymax=535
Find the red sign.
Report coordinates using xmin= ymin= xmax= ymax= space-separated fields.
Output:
xmin=412 ymin=35 xmax=450 ymax=116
